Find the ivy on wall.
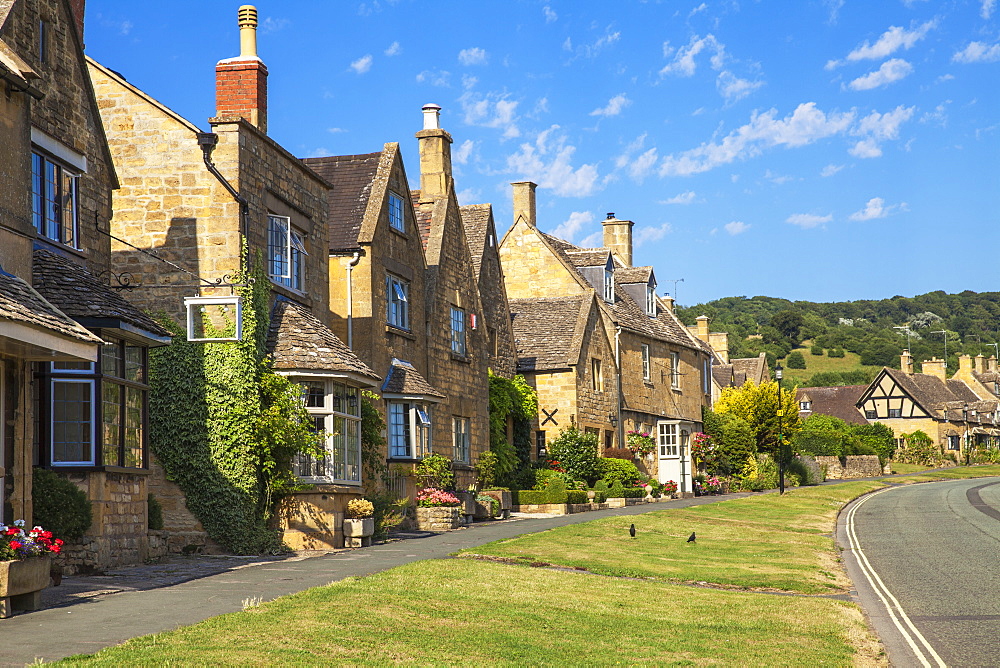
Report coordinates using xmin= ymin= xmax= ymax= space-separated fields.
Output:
xmin=487 ymin=372 xmax=538 ymax=475
xmin=148 ymin=258 xmax=318 ymax=554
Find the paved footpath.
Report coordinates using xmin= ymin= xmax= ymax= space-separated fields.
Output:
xmin=2 ymin=493 xmax=749 ymax=665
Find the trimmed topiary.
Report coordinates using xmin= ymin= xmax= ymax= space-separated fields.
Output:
xmin=32 ymin=468 xmax=92 ymax=541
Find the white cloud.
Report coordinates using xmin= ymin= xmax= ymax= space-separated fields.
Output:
xmin=845 ymin=21 xmax=935 ymax=62
xmin=415 ymin=69 xmax=451 ymax=86
xmin=659 ymin=102 xmax=854 ymax=176
xmin=543 ymin=5 xmax=557 ymax=22
xmin=590 ymin=93 xmax=631 ymax=117
xmin=717 ymin=71 xmax=764 ymax=102
xmin=349 ymin=55 xmax=373 ymax=74
xmin=689 ymin=3 xmax=708 ymax=17
xmin=849 ymin=138 xmax=883 ymax=158
xmin=562 ymin=36 xmax=573 ymax=52
xmin=579 ymin=231 xmax=604 ymax=248
xmin=327 ymin=127 xmax=347 ymax=134
xmin=848 ymin=105 xmax=915 ymax=156
xmin=661 ymin=34 xmax=725 ymax=76
xmin=506 ymin=126 xmax=601 ymax=197
xmin=260 ymin=17 xmax=290 ymax=34
xmin=384 ymin=41 xmax=401 ymax=56
xmin=824 ymin=0 xmax=845 ymax=24
xmin=458 ymin=47 xmax=488 ymax=66
xmin=635 ymin=223 xmax=673 ymax=247
xmin=550 ymin=211 xmax=595 ymax=243
xmin=456 ymin=188 xmax=481 ymax=205
xmin=849 ymin=197 xmax=908 ymax=221
xmin=454 ymin=139 xmax=475 ymax=165
xmin=724 ymin=221 xmax=750 ymax=235
xmin=982 ymin=0 xmax=996 ymax=19
xmin=458 ymin=89 xmax=520 ymax=138
xmin=615 ymin=134 xmax=658 ymax=182
xmin=953 ymin=41 xmax=1000 ymax=63
xmin=848 ymin=58 xmax=913 ymax=90
xmin=765 ymin=169 xmax=794 ymax=184
xmin=787 ymin=213 xmax=833 ymax=228
xmin=662 ymin=191 xmax=697 ymax=205
xmin=820 ymin=164 xmax=844 ymax=177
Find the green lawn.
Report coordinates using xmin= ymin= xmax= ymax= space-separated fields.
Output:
xmin=780 ymin=341 xmax=878 ymax=384
xmin=61 ymin=468 xmax=1000 ymax=667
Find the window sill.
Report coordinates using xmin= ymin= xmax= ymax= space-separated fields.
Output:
xmin=671 ymin=387 xmax=682 ymax=393
xmin=34 ymin=236 xmax=87 ymax=258
xmin=293 ymin=480 xmax=362 ymax=491
xmin=389 ymin=226 xmax=408 ymax=239
xmin=643 ymin=380 xmax=654 ymax=388
xmin=269 ymin=281 xmax=312 ymax=305
xmin=47 ymin=465 xmax=150 ymax=475
xmin=450 ymin=352 xmax=470 ymax=363
xmin=386 ymin=325 xmax=416 ymax=340
xmin=452 ymin=462 xmax=473 ymax=471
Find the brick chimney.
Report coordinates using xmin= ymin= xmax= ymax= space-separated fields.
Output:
xmin=512 ymin=181 xmax=537 ymax=228
xmin=900 ymin=350 xmax=913 ymax=374
xmin=922 ymin=357 xmax=947 ymax=381
xmin=416 ymin=103 xmax=453 ymax=203
xmin=68 ymin=0 xmax=85 ymax=45
xmin=215 ymin=5 xmax=268 ymax=133
xmin=602 ymin=212 xmax=634 ymax=267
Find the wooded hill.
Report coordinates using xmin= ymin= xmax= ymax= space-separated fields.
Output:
xmin=677 ymin=291 xmax=1000 ymax=387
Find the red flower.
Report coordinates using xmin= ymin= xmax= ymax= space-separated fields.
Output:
xmin=8 ymin=540 xmax=21 ymax=550
xmin=50 ymin=545 xmax=61 ymax=553
xmin=55 ymin=539 xmax=64 ymax=546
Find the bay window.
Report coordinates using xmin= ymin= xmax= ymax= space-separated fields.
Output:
xmin=388 ymin=401 xmax=431 ymax=459
xmin=292 ymin=380 xmax=361 ymax=484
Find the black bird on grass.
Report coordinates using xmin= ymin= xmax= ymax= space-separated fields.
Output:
xmin=629 ymin=523 xmax=636 ymax=538
xmin=687 ymin=532 xmax=696 ymax=543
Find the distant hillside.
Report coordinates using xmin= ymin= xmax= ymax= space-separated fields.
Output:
xmin=678 ymin=291 xmax=1000 ymax=386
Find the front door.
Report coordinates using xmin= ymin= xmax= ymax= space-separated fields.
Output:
xmin=657 ymin=422 xmax=680 ymax=485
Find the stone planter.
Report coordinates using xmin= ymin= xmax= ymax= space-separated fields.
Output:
xmin=0 ymin=555 xmax=51 ymax=618
xmin=480 ymin=490 xmax=512 ymax=519
xmin=415 ymin=506 xmax=463 ymax=531
xmin=457 ymin=491 xmax=476 ymax=525
xmin=343 ymin=518 xmax=375 ymax=548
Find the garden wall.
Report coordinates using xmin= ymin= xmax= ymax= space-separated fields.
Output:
xmin=815 ymin=455 xmax=883 ymax=480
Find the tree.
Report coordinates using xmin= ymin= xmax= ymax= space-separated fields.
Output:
xmin=546 ymin=426 xmax=601 ymax=484
xmin=714 ymin=380 xmax=801 ymax=456
xmin=850 ymin=422 xmax=896 ymax=466
xmin=771 ymin=310 xmax=805 ymax=341
xmin=786 ymin=351 xmax=806 ymax=369
xmin=700 ymin=408 xmax=756 ymax=476
xmin=859 ymin=340 xmax=900 ymax=367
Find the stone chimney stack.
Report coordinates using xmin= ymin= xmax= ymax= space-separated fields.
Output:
xmin=975 ymin=354 xmax=987 ymax=374
xmin=990 ymin=356 xmax=999 ymax=373
xmin=69 ymin=0 xmax=85 ymax=45
xmin=922 ymin=357 xmax=947 ymax=381
xmin=661 ymin=294 xmax=675 ymax=313
xmin=215 ymin=5 xmax=268 ymax=133
xmin=512 ymin=181 xmax=537 ymax=228
xmin=959 ymin=354 xmax=974 ymax=377
xmin=695 ymin=315 xmax=710 ymax=343
xmin=602 ymin=212 xmax=634 ymax=267
xmin=416 ymin=103 xmax=453 ymax=203
xmin=900 ymin=350 xmax=914 ymax=374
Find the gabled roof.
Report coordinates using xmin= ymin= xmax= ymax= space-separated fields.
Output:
xmin=796 ymin=385 xmax=868 ymax=424
xmin=266 ymin=299 xmax=379 ymax=384
xmin=565 ymin=249 xmax=611 ymax=268
xmin=303 ymin=152 xmax=381 ymax=251
xmin=382 ymin=358 xmax=445 ymax=399
xmin=0 ymin=267 xmax=100 ymax=345
xmin=459 ymin=203 xmax=492 ymax=278
xmin=32 ymin=248 xmax=170 ymax=340
xmin=867 ymin=367 xmax=998 ymax=418
xmin=616 ymin=266 xmax=654 ymax=285
xmin=510 ymin=296 xmax=587 ymax=372
xmin=732 ymin=354 xmax=769 ymax=385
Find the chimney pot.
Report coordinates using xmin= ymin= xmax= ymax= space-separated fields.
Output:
xmin=606 ymin=212 xmax=615 ymax=219
xmin=238 ymin=5 xmax=258 ymax=58
xmin=422 ymin=103 xmax=442 ymax=130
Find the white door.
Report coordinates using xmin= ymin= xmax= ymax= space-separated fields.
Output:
xmin=657 ymin=422 xmax=680 ymax=485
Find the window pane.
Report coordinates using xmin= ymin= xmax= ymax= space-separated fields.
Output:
xmin=344 ymin=386 xmax=360 ymax=417
xmin=450 ymin=307 xmax=466 ymax=355
xmin=302 ymin=381 xmax=325 ymax=408
xmin=388 ymin=193 xmax=404 ymax=231
xmin=32 ymin=153 xmax=43 ymax=233
xmin=268 ymin=215 xmax=289 ymax=282
xmin=331 ymin=416 xmax=346 ymax=480
xmin=345 ymin=418 xmax=360 ymax=482
xmin=44 ymin=159 xmax=59 ymax=240
xmin=102 ymin=340 xmax=122 ymax=378
xmin=389 ymin=403 xmax=410 ymax=458
xmin=61 ymin=170 xmax=76 ymax=247
xmin=125 ymin=345 xmax=144 ymax=383
xmin=124 ymin=387 xmax=143 ymax=467
xmin=52 ymin=381 xmax=92 ymax=464
xmin=53 ymin=361 xmax=91 ymax=372
xmin=102 ymin=383 xmax=121 ymax=466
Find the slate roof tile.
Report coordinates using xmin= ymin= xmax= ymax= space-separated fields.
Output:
xmin=0 ymin=267 xmax=100 ymax=344
xmin=381 ymin=358 xmax=445 ymax=398
xmin=509 ymin=297 xmax=585 ymax=372
xmin=796 ymin=385 xmax=868 ymax=424
xmin=302 ymin=152 xmax=381 ymax=250
xmin=459 ymin=203 xmax=491 ymax=278
xmin=266 ymin=300 xmax=379 ymax=381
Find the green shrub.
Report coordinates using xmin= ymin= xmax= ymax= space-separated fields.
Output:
xmin=787 ymin=455 xmax=824 ymax=486
xmin=475 ymin=451 xmax=499 ymax=490
xmin=595 ymin=457 xmax=642 ymax=487
xmin=592 ymin=491 xmax=607 ymax=503
xmin=827 ymin=348 xmax=845 ymax=358
xmin=606 ymin=480 xmax=626 ymax=498
xmin=810 ymin=344 xmax=824 ymax=355
xmin=546 ymin=426 xmax=600 ymax=484
xmin=544 ymin=478 xmax=568 ymax=503
xmin=505 ymin=467 xmax=539 ymax=491
xmin=592 ymin=480 xmax=609 ymax=493
xmin=148 ymin=494 xmax=164 ymax=531
xmin=786 ymin=351 xmax=806 ymax=369
xmin=566 ymin=490 xmax=589 ymax=504
xmin=415 ymin=453 xmax=455 ymax=490
xmin=532 ymin=468 xmax=570 ymax=490
xmin=895 ymin=430 xmax=940 ymax=466
xmin=511 ymin=490 xmax=549 ymax=505
xmin=31 ymin=468 xmax=92 ymax=541
xmin=622 ymin=488 xmax=647 ymax=498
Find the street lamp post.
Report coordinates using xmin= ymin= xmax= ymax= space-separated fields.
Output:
xmin=776 ymin=364 xmax=785 ymax=495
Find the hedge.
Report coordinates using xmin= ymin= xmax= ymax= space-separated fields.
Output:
xmin=566 ymin=490 xmax=589 ymax=504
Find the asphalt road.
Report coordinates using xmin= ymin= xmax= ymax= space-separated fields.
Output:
xmin=838 ymin=477 xmax=1000 ymax=667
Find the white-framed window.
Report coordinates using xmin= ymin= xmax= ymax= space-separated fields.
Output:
xmin=267 ymin=215 xmax=305 ymax=291
xmin=658 ymin=422 xmax=679 ymax=458
xmin=604 ymin=265 xmax=615 ymax=302
xmin=386 ymin=274 xmax=410 ymax=330
xmin=591 ymin=358 xmax=603 ymax=392
xmin=293 ymin=380 xmax=361 ymax=484
xmin=453 ymin=416 xmax=470 ymax=463
xmin=800 ymin=401 xmax=812 ymax=411
xmin=388 ymin=192 xmax=405 ymax=232
xmin=641 ymin=344 xmax=651 ymax=381
xmin=865 ymin=409 xmax=877 ymax=420
xmin=450 ymin=307 xmax=466 ymax=356
xmin=32 ymin=151 xmax=79 ymax=248
xmin=51 ymin=379 xmax=95 ymax=465
xmin=646 ymin=285 xmax=656 ymax=316
xmin=670 ymin=351 xmax=681 ymax=389
xmin=947 ymin=435 xmax=960 ymax=450
xmin=388 ymin=402 xmax=431 ymax=459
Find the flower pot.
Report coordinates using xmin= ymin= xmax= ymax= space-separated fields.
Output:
xmin=343 ymin=518 xmax=375 ymax=548
xmin=415 ymin=506 xmax=463 ymax=531
xmin=0 ymin=555 xmax=51 ymax=618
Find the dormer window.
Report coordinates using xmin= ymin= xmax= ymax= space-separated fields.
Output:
xmin=799 ymin=401 xmax=812 ymax=411
xmin=646 ymin=284 xmax=656 ymax=316
xmin=603 ymin=259 xmax=614 ymax=302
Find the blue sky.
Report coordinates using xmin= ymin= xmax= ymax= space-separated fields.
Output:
xmin=83 ymin=1 xmax=998 ymax=307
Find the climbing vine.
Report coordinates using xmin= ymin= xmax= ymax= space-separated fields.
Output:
xmin=360 ymin=389 xmax=387 ymax=493
xmin=148 ymin=257 xmax=319 ymax=554
xmin=487 ymin=371 xmax=538 ymax=476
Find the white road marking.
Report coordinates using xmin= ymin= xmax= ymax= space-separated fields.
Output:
xmin=845 ymin=488 xmax=947 ymax=668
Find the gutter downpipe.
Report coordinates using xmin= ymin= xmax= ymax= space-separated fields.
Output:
xmin=615 ymin=323 xmax=623 ymax=449
xmin=346 ymin=251 xmax=362 ymax=348
xmin=197 ymin=132 xmax=250 ymax=257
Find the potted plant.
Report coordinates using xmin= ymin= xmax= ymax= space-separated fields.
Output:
xmin=626 ymin=430 xmax=656 ymax=458
xmin=1 ymin=520 xmax=63 ymax=618
xmin=415 ymin=488 xmax=463 ymax=530
xmin=343 ymin=499 xmax=375 ymax=548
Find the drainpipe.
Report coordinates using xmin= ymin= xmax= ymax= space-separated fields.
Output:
xmin=614 ymin=323 xmax=623 ymax=449
xmin=346 ymin=251 xmax=362 ymax=348
xmin=197 ymin=132 xmax=250 ymax=256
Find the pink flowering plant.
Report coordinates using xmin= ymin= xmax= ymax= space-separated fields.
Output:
xmin=625 ymin=430 xmax=655 ymax=457
xmin=662 ymin=480 xmax=678 ymax=496
xmin=0 ymin=519 xmax=64 ymax=561
xmin=704 ymin=476 xmax=723 ymax=494
xmin=416 ymin=487 xmax=462 ymax=508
